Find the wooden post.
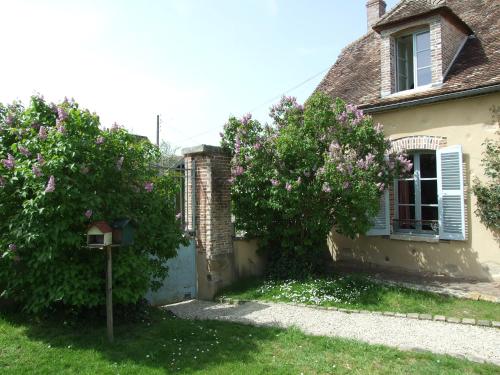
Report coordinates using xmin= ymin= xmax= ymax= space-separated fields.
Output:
xmin=106 ymin=245 xmax=114 ymax=343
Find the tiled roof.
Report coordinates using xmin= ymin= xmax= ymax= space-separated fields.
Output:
xmin=374 ymin=0 xmax=446 ymax=30
xmin=315 ymin=0 xmax=500 ymax=109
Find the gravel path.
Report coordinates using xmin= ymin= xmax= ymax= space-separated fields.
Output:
xmin=165 ymin=300 xmax=500 ymax=365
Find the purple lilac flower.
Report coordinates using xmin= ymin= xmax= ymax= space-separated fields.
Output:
xmin=5 ymin=115 xmax=14 ymax=125
xmin=31 ymin=122 xmax=41 ymax=131
xmin=57 ymin=107 xmax=68 ymax=121
xmin=19 ymin=146 xmax=31 ymax=157
xmin=96 ymin=136 xmax=105 ymax=145
xmin=233 ymin=165 xmax=244 ymax=176
xmin=317 ymin=166 xmax=325 ymax=175
xmin=343 ymin=181 xmax=350 ymax=189
xmin=32 ymin=165 xmax=43 ymax=177
xmin=38 ymin=126 xmax=48 ymax=140
xmin=8 ymin=244 xmax=16 ymax=252
xmin=84 ymin=209 xmax=93 ymax=219
xmin=175 ymin=212 xmax=182 ymax=220
xmin=329 ymin=142 xmax=340 ymax=153
xmin=116 ymin=156 xmax=124 ymax=171
xmin=37 ymin=153 xmax=45 ymax=166
xmin=285 ymin=182 xmax=292 ymax=192
xmin=227 ymin=177 xmax=235 ymax=184
xmin=144 ymin=182 xmax=154 ymax=192
xmin=110 ymin=122 xmax=122 ymax=132
xmin=253 ymin=143 xmax=261 ymax=150
xmin=271 ymin=179 xmax=280 ymax=186
xmin=45 ymin=175 xmax=55 ymax=193
xmin=322 ymin=183 xmax=332 ymax=193
xmin=337 ymin=111 xmax=348 ymax=123
xmin=241 ymin=113 xmax=252 ymax=125
xmin=234 ymin=136 xmax=241 ymax=154
xmin=2 ymin=154 xmax=15 ymax=170
xmin=56 ymin=120 xmax=66 ymax=134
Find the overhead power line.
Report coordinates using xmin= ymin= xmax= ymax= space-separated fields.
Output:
xmin=175 ymin=66 xmax=330 ymax=147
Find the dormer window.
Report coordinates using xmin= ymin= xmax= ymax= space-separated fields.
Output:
xmin=396 ymin=30 xmax=431 ymax=92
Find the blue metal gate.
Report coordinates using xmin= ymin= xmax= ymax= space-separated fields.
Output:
xmin=145 ymin=238 xmax=197 ymax=305
xmin=145 ymin=162 xmax=197 ymax=306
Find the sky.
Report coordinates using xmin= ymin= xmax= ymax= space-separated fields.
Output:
xmin=0 ymin=0 xmax=398 ymax=152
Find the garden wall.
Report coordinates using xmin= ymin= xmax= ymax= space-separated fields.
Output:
xmin=182 ymin=145 xmax=265 ymax=300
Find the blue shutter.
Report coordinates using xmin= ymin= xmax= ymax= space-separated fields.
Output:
xmin=367 ymin=190 xmax=390 ymax=236
xmin=437 ymin=145 xmax=465 ymax=240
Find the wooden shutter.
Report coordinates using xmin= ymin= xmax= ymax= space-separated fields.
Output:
xmin=437 ymin=145 xmax=465 ymax=240
xmin=367 ymin=190 xmax=390 ymax=236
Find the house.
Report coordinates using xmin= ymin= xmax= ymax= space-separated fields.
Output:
xmin=316 ymin=0 xmax=500 ymax=280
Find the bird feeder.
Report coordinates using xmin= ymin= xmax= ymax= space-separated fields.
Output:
xmin=87 ymin=221 xmax=113 ymax=247
xmin=111 ymin=218 xmax=136 ymax=246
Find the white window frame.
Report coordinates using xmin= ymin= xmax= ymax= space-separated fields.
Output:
xmin=393 ymin=151 xmax=439 ymax=236
xmin=395 ymin=29 xmax=432 ymax=93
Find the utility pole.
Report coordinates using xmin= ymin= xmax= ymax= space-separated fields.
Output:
xmin=156 ymin=114 xmax=160 ymax=147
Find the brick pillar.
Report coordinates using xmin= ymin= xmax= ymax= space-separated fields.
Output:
xmin=182 ymin=145 xmax=235 ymax=299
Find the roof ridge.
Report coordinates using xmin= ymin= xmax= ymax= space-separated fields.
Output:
xmin=376 ymin=0 xmax=407 ymax=24
xmin=375 ymin=0 xmax=447 ymax=27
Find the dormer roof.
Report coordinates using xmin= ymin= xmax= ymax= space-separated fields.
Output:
xmin=315 ymin=0 xmax=500 ymax=110
xmin=373 ymin=0 xmax=471 ymax=34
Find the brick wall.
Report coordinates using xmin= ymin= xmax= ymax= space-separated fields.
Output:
xmin=183 ymin=145 xmax=235 ymax=299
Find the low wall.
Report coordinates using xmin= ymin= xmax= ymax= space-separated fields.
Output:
xmin=233 ymin=238 xmax=266 ymax=279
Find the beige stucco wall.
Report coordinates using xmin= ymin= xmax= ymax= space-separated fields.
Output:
xmin=233 ymin=239 xmax=266 ymax=279
xmin=330 ymin=92 xmax=500 ymax=281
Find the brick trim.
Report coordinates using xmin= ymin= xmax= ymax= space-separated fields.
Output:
xmin=390 ymin=135 xmax=447 ymax=153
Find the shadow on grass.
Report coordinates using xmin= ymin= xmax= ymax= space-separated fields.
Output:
xmin=0 ymin=302 xmax=281 ymax=374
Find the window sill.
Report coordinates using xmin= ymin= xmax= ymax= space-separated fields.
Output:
xmin=389 ymin=233 xmax=439 ymax=243
xmin=382 ymin=83 xmax=442 ymax=99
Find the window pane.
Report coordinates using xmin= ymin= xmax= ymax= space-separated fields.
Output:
xmin=417 ymin=50 xmax=431 ymax=68
xmin=417 ymin=67 xmax=432 ymax=86
xmin=397 ymin=206 xmax=416 ymax=229
xmin=422 ymin=206 xmax=439 ymax=232
xmin=420 ymin=153 xmax=437 ymax=178
xmin=398 ymin=180 xmax=415 ymax=204
xmin=397 ymin=35 xmax=414 ymax=91
xmin=421 ymin=180 xmax=438 ymax=204
xmin=416 ymin=31 xmax=430 ymax=51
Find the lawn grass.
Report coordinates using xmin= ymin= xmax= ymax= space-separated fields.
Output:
xmin=0 ymin=306 xmax=498 ymax=374
xmin=218 ymin=275 xmax=500 ymax=321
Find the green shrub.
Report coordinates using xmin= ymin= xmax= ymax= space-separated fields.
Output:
xmin=0 ymin=96 xmax=186 ymax=312
xmin=473 ymin=132 xmax=500 ymax=231
xmin=220 ymin=93 xmax=409 ymax=277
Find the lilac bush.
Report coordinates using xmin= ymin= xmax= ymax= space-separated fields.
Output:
xmin=220 ymin=93 xmax=410 ymax=277
xmin=0 ymin=96 xmax=185 ymax=312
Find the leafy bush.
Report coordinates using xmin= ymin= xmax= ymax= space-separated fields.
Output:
xmin=0 ymin=96 xmax=186 ymax=313
xmin=473 ymin=132 xmax=500 ymax=231
xmin=220 ymin=93 xmax=409 ymax=277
